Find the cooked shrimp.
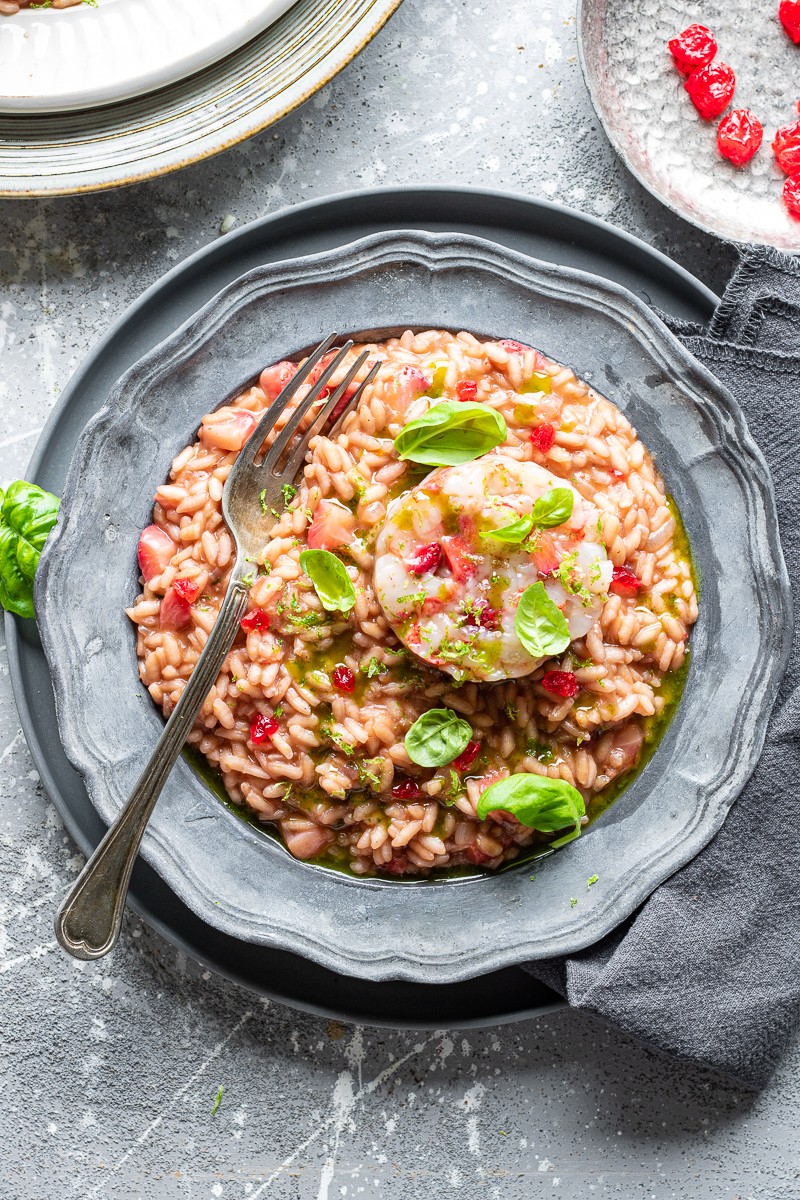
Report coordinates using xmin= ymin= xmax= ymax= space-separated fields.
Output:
xmin=373 ymin=455 xmax=610 ymax=682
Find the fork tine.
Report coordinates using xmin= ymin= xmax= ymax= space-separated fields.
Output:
xmin=238 ymin=332 xmax=338 ymax=467
xmin=279 ymin=359 xmax=382 ymax=482
xmin=257 ymin=340 xmax=355 ymax=475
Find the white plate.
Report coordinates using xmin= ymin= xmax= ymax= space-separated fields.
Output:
xmin=0 ymin=0 xmax=296 ymax=114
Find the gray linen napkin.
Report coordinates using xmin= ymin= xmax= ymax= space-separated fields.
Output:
xmin=525 ymin=245 xmax=800 ymax=1090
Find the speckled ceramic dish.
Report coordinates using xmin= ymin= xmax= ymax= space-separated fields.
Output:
xmin=579 ymin=0 xmax=800 ymax=249
xmin=35 ymin=231 xmax=790 ymax=984
xmin=0 ymin=0 xmax=403 ymax=196
xmin=0 ymin=0 xmax=296 ymax=114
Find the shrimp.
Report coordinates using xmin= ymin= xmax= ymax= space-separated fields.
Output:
xmin=373 ymin=455 xmax=609 ymax=682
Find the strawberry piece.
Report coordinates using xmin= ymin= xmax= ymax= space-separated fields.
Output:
xmin=441 ymin=535 xmax=476 ymax=582
xmin=307 ymin=499 xmax=356 ymax=550
xmin=137 ymin=524 xmax=175 ymax=583
xmin=717 ymin=109 xmax=763 ymax=165
xmin=452 ymin=740 xmax=481 ymax=771
xmin=668 ymin=24 xmax=717 ymax=72
xmin=332 ymin=665 xmax=356 ymax=693
xmin=784 ymin=173 xmax=800 ymax=217
xmin=408 ymin=541 xmax=442 ymax=576
xmin=250 ymin=713 xmax=279 ymax=744
xmin=159 ymin=577 xmax=201 ymax=629
xmin=241 ymin=609 xmax=270 ymax=633
xmin=610 ymin=565 xmax=642 ymax=596
xmin=541 ymin=670 xmax=579 ymax=699
xmin=530 ymin=532 xmax=561 ymax=576
xmin=779 ymin=0 xmax=800 ymax=43
xmin=530 ymin=423 xmax=555 ymax=453
xmin=381 ymin=855 xmax=409 ymax=875
xmin=773 ymin=120 xmax=800 ymax=173
xmin=259 ymin=360 xmax=298 ymax=400
xmin=395 ymin=364 xmax=431 ymax=410
xmin=684 ymin=62 xmax=735 ymax=120
xmin=391 ymin=779 xmax=424 ymax=801
xmin=456 ymin=380 xmax=478 ymax=401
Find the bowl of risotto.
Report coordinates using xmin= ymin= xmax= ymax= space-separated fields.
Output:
xmin=36 ymin=232 xmax=789 ymax=982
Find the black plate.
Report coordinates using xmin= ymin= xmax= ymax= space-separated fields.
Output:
xmin=9 ymin=186 xmax=718 ymax=1028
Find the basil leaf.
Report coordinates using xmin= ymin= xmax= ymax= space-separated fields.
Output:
xmin=0 ymin=480 xmax=60 ymax=619
xmin=476 ymin=772 xmax=585 ymax=840
xmin=405 ymin=707 xmax=472 ymax=768
xmin=394 ymin=401 xmax=506 ymax=466
xmin=480 ymin=514 xmax=535 ymax=545
xmin=299 ymin=549 xmax=356 ymax=612
xmin=514 ymin=581 xmax=570 ymax=659
xmin=531 ymin=487 xmax=574 ymax=529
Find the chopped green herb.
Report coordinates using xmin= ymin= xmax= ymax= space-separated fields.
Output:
xmin=260 ymin=489 xmax=268 ymax=513
xmin=211 ymin=1086 xmax=224 ymax=1116
xmin=570 ymin=897 xmax=578 ymax=909
xmin=360 ymin=656 xmax=387 ymax=678
xmin=273 ymin=705 xmax=284 ymax=718
xmin=282 ymin=483 xmax=298 ymax=507
xmin=587 ymin=874 xmax=599 ymax=890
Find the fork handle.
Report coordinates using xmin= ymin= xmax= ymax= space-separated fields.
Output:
xmin=55 ymin=579 xmax=250 ymax=960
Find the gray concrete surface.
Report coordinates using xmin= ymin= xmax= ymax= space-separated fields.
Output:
xmin=0 ymin=1 xmax=796 ymax=1197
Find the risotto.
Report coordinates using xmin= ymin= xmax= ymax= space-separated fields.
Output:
xmin=0 ymin=0 xmax=83 ymax=13
xmin=128 ymin=331 xmax=698 ymax=878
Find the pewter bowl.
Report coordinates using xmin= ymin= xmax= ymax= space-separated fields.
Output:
xmin=35 ymin=231 xmax=790 ymax=983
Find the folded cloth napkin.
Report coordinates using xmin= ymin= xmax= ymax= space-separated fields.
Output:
xmin=525 ymin=244 xmax=800 ymax=1090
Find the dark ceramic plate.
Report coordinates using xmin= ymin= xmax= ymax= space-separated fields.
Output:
xmin=35 ymin=227 xmax=790 ymax=984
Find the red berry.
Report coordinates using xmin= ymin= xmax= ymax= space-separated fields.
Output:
xmin=250 ymin=713 xmax=279 ymax=744
xmin=773 ymin=120 xmax=800 ymax=173
xmin=610 ymin=565 xmax=642 ymax=596
xmin=716 ymin=109 xmax=763 ymax=166
xmin=530 ymin=423 xmax=555 ymax=453
xmin=408 ymin=541 xmax=442 ymax=576
xmin=172 ymin=577 xmax=201 ymax=605
xmin=668 ymin=24 xmax=718 ymax=72
xmin=685 ymin=62 xmax=735 ymax=120
xmin=464 ymin=600 xmax=500 ymax=630
xmin=541 ymin=670 xmax=579 ymax=699
xmin=456 ymin=380 xmax=478 ymax=401
xmin=779 ymin=0 xmax=800 ymax=43
xmin=391 ymin=778 xmax=424 ymax=800
xmin=332 ymin=664 xmax=356 ymax=693
xmin=241 ymin=608 xmax=271 ymax=633
xmin=452 ymin=740 xmax=481 ymax=772
xmin=783 ymin=173 xmax=800 ymax=217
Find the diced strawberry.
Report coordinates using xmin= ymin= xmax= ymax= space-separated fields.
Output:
xmin=241 ymin=609 xmax=270 ymax=633
xmin=465 ymin=845 xmax=493 ymax=866
xmin=159 ymin=577 xmax=201 ymax=629
xmin=610 ymin=565 xmax=642 ymax=596
xmin=381 ymin=855 xmax=409 ymax=875
xmin=452 ymin=740 xmax=481 ymax=771
xmin=464 ymin=600 xmax=499 ymax=630
xmin=407 ymin=621 xmax=422 ymax=645
xmin=541 ymin=670 xmax=578 ymax=698
xmin=250 ymin=713 xmax=279 ymax=743
xmin=391 ymin=779 xmax=424 ymax=800
xmin=305 ymin=352 xmax=337 ymax=388
xmin=395 ymin=365 xmax=431 ymax=410
xmin=441 ymin=535 xmax=476 ymax=582
xmin=530 ymin=423 xmax=555 ymax=453
xmin=332 ymin=665 xmax=356 ymax=693
xmin=456 ymin=380 xmax=478 ymax=401
xmin=530 ymin=532 xmax=561 ymax=576
xmin=200 ymin=409 xmax=257 ymax=452
xmin=259 ymin=359 xmax=298 ymax=400
xmin=137 ymin=524 xmax=176 ymax=583
xmin=307 ymin=499 xmax=356 ymax=549
xmin=408 ymin=541 xmax=442 ymax=575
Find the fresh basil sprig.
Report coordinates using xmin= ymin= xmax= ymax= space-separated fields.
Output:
xmin=0 ymin=481 xmax=60 ymax=619
xmin=476 ymin=772 xmax=585 ymax=843
xmin=394 ymin=401 xmax=506 ymax=466
xmin=299 ymin=549 xmax=356 ymax=612
xmin=514 ymin=581 xmax=570 ymax=659
xmin=405 ymin=707 xmax=472 ymax=767
xmin=481 ymin=487 xmax=574 ymax=544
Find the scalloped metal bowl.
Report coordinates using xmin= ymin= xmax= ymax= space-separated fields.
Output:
xmin=35 ymin=231 xmax=790 ymax=983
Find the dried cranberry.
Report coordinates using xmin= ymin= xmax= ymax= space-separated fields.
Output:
xmin=773 ymin=120 xmax=800 ymax=173
xmin=610 ymin=565 xmax=642 ymax=596
xmin=716 ymin=109 xmax=763 ymax=166
xmin=332 ymin=664 xmax=356 ymax=693
xmin=668 ymin=24 xmax=717 ymax=72
xmin=784 ymin=173 xmax=800 ymax=217
xmin=530 ymin=423 xmax=555 ymax=453
xmin=684 ymin=62 xmax=735 ymax=120
xmin=408 ymin=542 xmax=442 ymax=576
xmin=241 ymin=608 xmax=271 ymax=633
xmin=779 ymin=0 xmax=800 ymax=43
xmin=541 ymin=670 xmax=579 ymax=699
xmin=391 ymin=778 xmax=424 ymax=800
xmin=456 ymin=380 xmax=478 ymax=401
xmin=250 ymin=713 xmax=278 ymax=744
xmin=452 ymin=740 xmax=481 ymax=772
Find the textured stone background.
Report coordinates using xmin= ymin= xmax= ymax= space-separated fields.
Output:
xmin=0 ymin=2 xmax=796 ymax=1198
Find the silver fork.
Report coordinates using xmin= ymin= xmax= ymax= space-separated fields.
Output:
xmin=55 ymin=334 xmax=381 ymax=960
